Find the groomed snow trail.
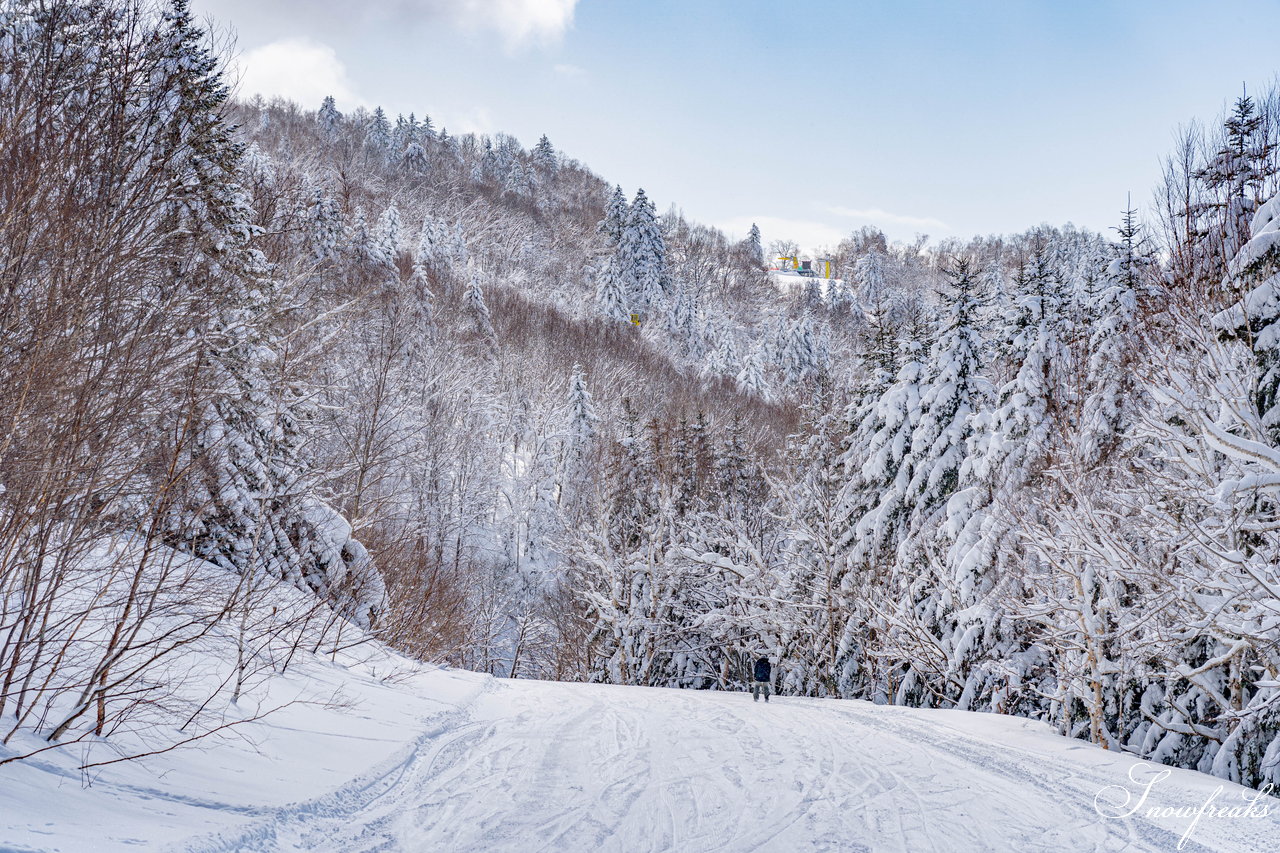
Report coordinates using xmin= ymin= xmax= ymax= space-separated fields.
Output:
xmin=179 ymin=679 xmax=1276 ymax=853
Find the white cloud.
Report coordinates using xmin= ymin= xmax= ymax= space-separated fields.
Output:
xmin=823 ymin=205 xmax=951 ymax=232
xmin=717 ymin=216 xmax=849 ymax=256
xmin=233 ymin=38 xmax=362 ymax=109
xmin=451 ymin=106 xmax=496 ymax=136
xmin=553 ymin=62 xmax=587 ymax=78
xmin=335 ymin=0 xmax=578 ymax=50
xmin=211 ymin=1 xmax=578 ymax=53
xmin=452 ymin=0 xmax=578 ymax=50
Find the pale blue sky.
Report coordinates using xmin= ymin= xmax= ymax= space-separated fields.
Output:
xmin=196 ymin=0 xmax=1280 ymax=251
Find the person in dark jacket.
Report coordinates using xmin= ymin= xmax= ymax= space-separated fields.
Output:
xmin=752 ymin=656 xmax=772 ymax=702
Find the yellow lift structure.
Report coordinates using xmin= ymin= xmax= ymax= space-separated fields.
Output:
xmin=775 ymin=256 xmax=834 ymax=278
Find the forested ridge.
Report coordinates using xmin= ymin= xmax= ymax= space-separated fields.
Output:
xmin=3 ymin=0 xmax=1280 ymax=792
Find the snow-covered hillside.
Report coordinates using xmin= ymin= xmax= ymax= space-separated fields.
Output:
xmin=3 ymin=648 xmax=1275 ymax=852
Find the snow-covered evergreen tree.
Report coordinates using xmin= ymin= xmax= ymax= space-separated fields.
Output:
xmin=736 ymin=346 xmax=769 ymax=399
xmin=503 ymin=159 xmax=530 ymax=200
xmin=372 ymin=204 xmax=402 ymax=270
xmin=1081 ymin=209 xmax=1151 ymax=463
xmin=618 ymin=188 xmax=667 ymax=311
xmin=828 ymin=274 xmax=856 ymax=315
xmin=598 ymin=185 xmax=628 ymax=247
xmin=842 ymin=335 xmax=927 ymax=566
xmin=1215 ymin=192 xmax=1280 ymax=442
xmin=402 ymin=139 xmax=430 ymax=174
xmin=802 ymin=275 xmax=823 ymax=308
xmin=176 ymin=302 xmax=384 ymax=619
xmin=594 ymin=256 xmax=630 ymax=322
xmin=465 ymin=264 xmax=498 ymax=347
xmin=665 ymin=279 xmax=700 ymax=354
xmin=318 ymin=95 xmax=342 ymax=138
xmin=366 ymin=106 xmax=392 ymax=152
xmin=778 ymin=315 xmax=821 ymax=384
xmin=744 ymin=223 xmax=764 ymax=266
xmin=950 ymin=245 xmax=1071 ymax=564
xmin=531 ymin=134 xmax=557 ymax=174
xmin=854 ymin=250 xmax=888 ymax=308
xmin=773 ymin=393 xmax=853 ymax=698
xmin=565 ymin=365 xmax=600 ymax=453
xmin=304 ymin=186 xmax=343 ymax=264
xmin=901 ymin=260 xmax=992 ymax=542
xmin=1196 ymin=93 xmax=1277 ymax=266
xmin=932 ymin=251 xmax=1073 ymax=713
xmin=405 ymin=261 xmax=436 ymax=346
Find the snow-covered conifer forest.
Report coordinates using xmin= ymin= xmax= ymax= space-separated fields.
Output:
xmin=3 ymin=0 xmax=1280 ymax=820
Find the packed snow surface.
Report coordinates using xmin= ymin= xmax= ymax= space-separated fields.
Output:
xmin=769 ymin=269 xmax=842 ymax=289
xmin=3 ymin=653 xmax=1277 ymax=852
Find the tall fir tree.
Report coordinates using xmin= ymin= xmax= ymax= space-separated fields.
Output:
xmin=744 ymin=223 xmax=765 ymax=266
xmin=1195 ymin=92 xmax=1277 ymax=265
xmin=1215 ymin=190 xmax=1280 ymax=442
xmin=598 ymin=185 xmax=628 ymax=246
xmin=618 ymin=188 xmax=667 ymax=311
xmin=594 ymin=256 xmax=630 ymax=323
xmin=1081 ymin=208 xmax=1151 ymax=464
xmin=318 ymin=95 xmax=342 ymax=138
xmin=465 ymin=264 xmax=498 ymax=348
xmin=304 ymin=186 xmax=343 ymax=264
xmin=901 ymin=259 xmax=992 ymax=543
xmin=366 ymin=106 xmax=392 ymax=152
xmin=532 ymin=134 xmax=558 ymax=174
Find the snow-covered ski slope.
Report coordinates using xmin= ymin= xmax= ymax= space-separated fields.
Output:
xmin=769 ymin=269 xmax=841 ymax=291
xmin=4 ymin=653 xmax=1276 ymax=853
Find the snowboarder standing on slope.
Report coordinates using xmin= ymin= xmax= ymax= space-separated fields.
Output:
xmin=752 ymin=656 xmax=772 ymax=702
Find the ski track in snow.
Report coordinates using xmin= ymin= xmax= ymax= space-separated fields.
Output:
xmin=171 ymin=678 xmax=1276 ymax=853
